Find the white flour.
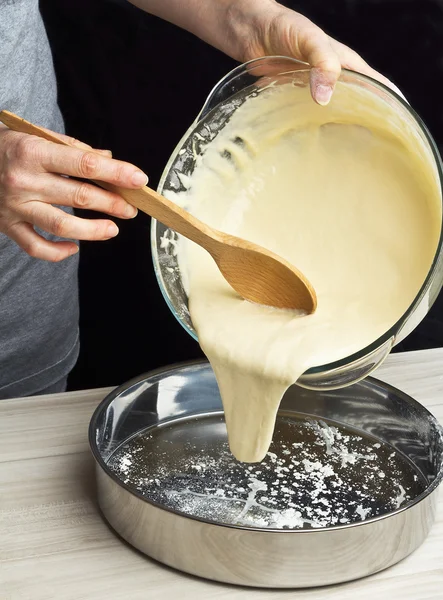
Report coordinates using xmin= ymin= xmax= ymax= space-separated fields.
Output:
xmin=109 ymin=416 xmax=425 ymax=530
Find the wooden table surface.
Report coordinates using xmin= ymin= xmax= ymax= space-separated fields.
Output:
xmin=1 ymin=349 xmax=442 ymax=599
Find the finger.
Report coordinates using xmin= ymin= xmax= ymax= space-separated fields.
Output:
xmin=37 ymin=127 xmax=113 ymax=155
xmin=22 ymin=202 xmax=120 ymax=241
xmin=37 ymin=127 xmax=94 ymax=152
xmin=6 ymin=221 xmax=79 ymax=262
xmin=32 ymin=140 xmax=148 ymax=188
xmin=297 ymin=27 xmax=341 ymax=105
xmin=329 ymin=39 xmax=407 ymax=101
xmin=33 ymin=174 xmax=138 ymax=219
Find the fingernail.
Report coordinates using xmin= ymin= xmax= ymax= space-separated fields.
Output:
xmin=124 ymin=204 xmax=138 ymax=218
xmin=69 ymin=245 xmax=79 ymax=256
xmin=103 ymin=149 xmax=113 ymax=157
xmin=315 ymin=84 xmax=333 ymax=106
xmin=132 ymin=171 xmax=148 ymax=187
xmin=107 ymin=223 xmax=119 ymax=237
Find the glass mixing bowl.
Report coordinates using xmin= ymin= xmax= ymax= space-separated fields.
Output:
xmin=151 ymin=56 xmax=443 ymax=390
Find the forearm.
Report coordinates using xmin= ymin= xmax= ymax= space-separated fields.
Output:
xmin=127 ymin=0 xmax=276 ymax=61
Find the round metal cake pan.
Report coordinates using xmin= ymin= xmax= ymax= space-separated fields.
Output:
xmin=89 ymin=361 xmax=443 ymax=588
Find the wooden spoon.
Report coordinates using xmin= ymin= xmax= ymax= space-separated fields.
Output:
xmin=0 ymin=110 xmax=317 ymax=312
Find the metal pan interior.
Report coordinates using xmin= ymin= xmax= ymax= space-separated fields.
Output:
xmin=90 ymin=361 xmax=443 ymax=532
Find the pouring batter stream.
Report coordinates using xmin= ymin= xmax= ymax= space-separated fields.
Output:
xmin=174 ymin=81 xmax=441 ymax=462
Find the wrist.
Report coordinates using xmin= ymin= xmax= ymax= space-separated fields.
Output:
xmin=224 ymin=0 xmax=278 ymax=62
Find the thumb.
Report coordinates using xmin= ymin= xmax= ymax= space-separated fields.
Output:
xmin=298 ymin=29 xmax=341 ymax=105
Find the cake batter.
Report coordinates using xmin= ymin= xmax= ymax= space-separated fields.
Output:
xmin=177 ymin=79 xmax=441 ymax=462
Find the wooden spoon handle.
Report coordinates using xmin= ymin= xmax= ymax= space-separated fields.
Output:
xmin=0 ymin=110 xmax=219 ymax=252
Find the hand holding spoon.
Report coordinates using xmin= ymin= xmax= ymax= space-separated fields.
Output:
xmin=0 ymin=110 xmax=317 ymax=312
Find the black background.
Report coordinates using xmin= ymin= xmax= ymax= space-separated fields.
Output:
xmin=38 ymin=0 xmax=443 ymax=390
